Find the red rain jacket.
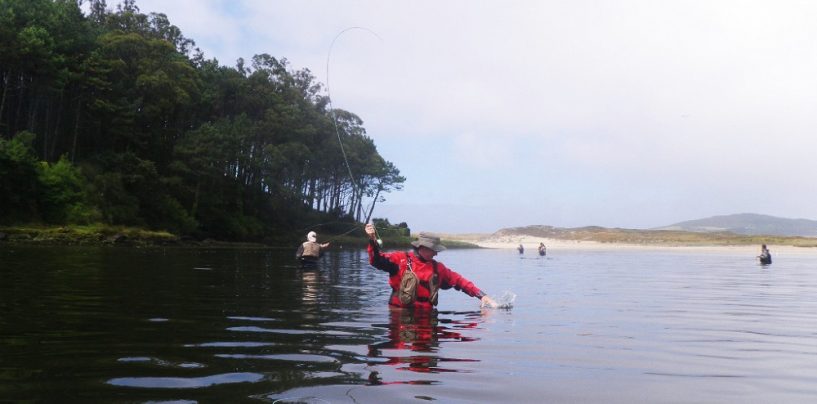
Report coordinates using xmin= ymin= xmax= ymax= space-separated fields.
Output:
xmin=367 ymin=240 xmax=485 ymax=310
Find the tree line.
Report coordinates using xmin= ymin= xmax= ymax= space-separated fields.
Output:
xmin=0 ymin=0 xmax=404 ymax=240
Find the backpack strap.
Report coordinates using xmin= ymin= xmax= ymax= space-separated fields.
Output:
xmin=428 ymin=260 xmax=439 ymax=306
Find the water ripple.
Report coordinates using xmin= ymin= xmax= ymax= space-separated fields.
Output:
xmin=107 ymin=372 xmax=264 ymax=388
xmin=215 ymin=353 xmax=339 ymax=363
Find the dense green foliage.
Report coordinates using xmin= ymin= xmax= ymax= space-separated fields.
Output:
xmin=0 ymin=0 xmax=404 ymax=240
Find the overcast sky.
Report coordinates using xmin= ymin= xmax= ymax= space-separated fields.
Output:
xmin=122 ymin=0 xmax=817 ymax=233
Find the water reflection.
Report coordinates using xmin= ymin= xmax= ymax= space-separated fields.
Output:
xmin=300 ymin=269 xmax=322 ymax=306
xmin=107 ymin=372 xmax=264 ymax=388
xmin=367 ymin=309 xmax=480 ymax=379
xmin=7 ymin=246 xmax=817 ymax=402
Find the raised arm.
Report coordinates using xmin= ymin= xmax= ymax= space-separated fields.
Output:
xmin=366 ymin=223 xmax=399 ymax=276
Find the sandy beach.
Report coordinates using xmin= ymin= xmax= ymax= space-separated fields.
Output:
xmin=451 ymin=235 xmax=817 ymax=256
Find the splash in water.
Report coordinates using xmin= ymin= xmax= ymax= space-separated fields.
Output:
xmin=482 ymin=291 xmax=516 ymax=309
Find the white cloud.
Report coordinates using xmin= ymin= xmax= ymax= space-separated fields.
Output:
xmin=111 ymin=0 xmax=817 ymax=231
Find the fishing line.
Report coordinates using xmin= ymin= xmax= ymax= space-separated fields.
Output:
xmin=325 ymin=26 xmax=384 ymax=240
xmin=324 ymin=224 xmax=365 ymax=243
xmin=326 ymin=26 xmax=382 ymax=195
xmin=296 ymin=220 xmax=353 ymax=232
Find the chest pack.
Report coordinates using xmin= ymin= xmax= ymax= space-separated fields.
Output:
xmin=399 ymin=254 xmax=439 ymax=306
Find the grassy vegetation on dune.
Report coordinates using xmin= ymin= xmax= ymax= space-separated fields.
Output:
xmin=601 ymin=231 xmax=814 ymax=247
xmin=494 ymin=225 xmax=817 ymax=247
xmin=570 ymin=229 xmax=817 ymax=247
xmin=439 ymin=239 xmax=482 ymax=249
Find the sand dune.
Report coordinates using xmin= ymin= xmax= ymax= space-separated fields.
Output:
xmin=449 ymin=234 xmax=817 ymax=255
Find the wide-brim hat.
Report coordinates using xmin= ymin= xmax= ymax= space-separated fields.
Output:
xmin=411 ymin=232 xmax=446 ymax=252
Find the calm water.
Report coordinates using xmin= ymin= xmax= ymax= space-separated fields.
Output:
xmin=2 ymin=245 xmax=817 ymax=403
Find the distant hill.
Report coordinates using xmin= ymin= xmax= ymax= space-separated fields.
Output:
xmin=655 ymin=213 xmax=817 ymax=237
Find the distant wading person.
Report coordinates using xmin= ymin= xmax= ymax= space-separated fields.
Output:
xmin=538 ymin=242 xmax=546 ymax=256
xmin=365 ymin=223 xmax=497 ymax=310
xmin=295 ymin=231 xmax=330 ymax=267
xmin=758 ymin=244 xmax=772 ymax=265
xmin=518 ymin=244 xmax=524 ymax=254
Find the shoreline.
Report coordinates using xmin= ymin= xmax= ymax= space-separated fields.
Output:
xmin=449 ymin=235 xmax=817 ymax=255
xmin=0 ymin=224 xmax=380 ymax=249
xmin=3 ymin=224 xmax=815 ymax=255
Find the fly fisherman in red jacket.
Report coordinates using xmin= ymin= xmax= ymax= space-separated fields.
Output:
xmin=365 ymin=223 xmax=497 ymax=310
